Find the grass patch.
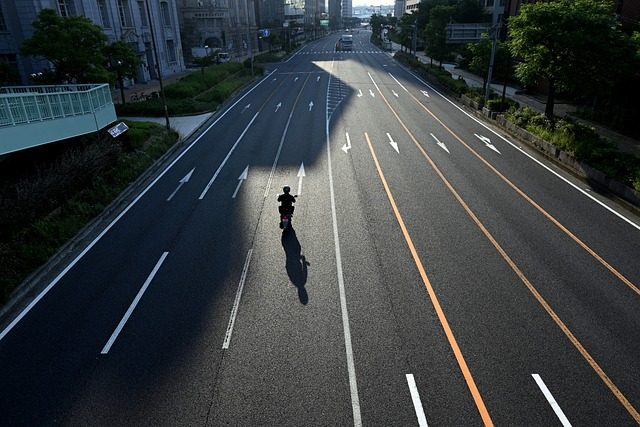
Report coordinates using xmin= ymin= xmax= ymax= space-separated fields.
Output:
xmin=0 ymin=121 xmax=178 ymax=305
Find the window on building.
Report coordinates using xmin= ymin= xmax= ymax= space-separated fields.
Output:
xmin=98 ymin=0 xmax=111 ymax=28
xmin=166 ymin=40 xmax=176 ymax=62
xmin=118 ymin=0 xmax=134 ymax=27
xmin=160 ymin=2 xmax=172 ymax=27
xmin=0 ymin=5 xmax=7 ymax=32
xmin=58 ymin=0 xmax=77 ymax=17
xmin=138 ymin=1 xmax=148 ymax=27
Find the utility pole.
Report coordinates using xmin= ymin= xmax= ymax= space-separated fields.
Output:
xmin=145 ymin=0 xmax=170 ymax=130
xmin=244 ymin=0 xmax=254 ymax=76
xmin=484 ymin=2 xmax=500 ymax=108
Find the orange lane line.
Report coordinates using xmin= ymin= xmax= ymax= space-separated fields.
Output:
xmin=364 ymin=132 xmax=495 ymax=427
xmin=407 ymin=90 xmax=640 ymax=297
xmin=367 ymin=76 xmax=640 ymax=424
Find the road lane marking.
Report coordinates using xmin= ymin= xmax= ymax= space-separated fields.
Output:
xmin=342 ymin=131 xmax=352 ymax=154
xmin=406 ymin=374 xmax=429 ymax=427
xmin=167 ymin=168 xmax=195 ymax=201
xmin=297 ymin=163 xmax=306 ymax=195
xmin=403 ymin=68 xmax=640 ymax=232
xmin=430 ymin=133 xmax=450 ymax=154
xmin=327 ymin=60 xmax=362 ymax=427
xmin=388 ymin=72 xmax=409 ymax=92
xmin=222 ymin=249 xmax=253 ymax=349
xmin=101 ymin=252 xmax=168 ymax=354
xmin=381 ymin=74 xmax=640 ymax=296
xmin=364 ymin=132 xmax=493 ymax=426
xmin=532 ymin=374 xmax=572 ymax=427
xmin=232 ymin=166 xmax=249 ymax=199
xmin=0 ymin=70 xmax=278 ymax=344
xmin=263 ymin=74 xmax=312 ymax=199
xmin=199 ymin=111 xmax=259 ymax=200
xmin=368 ymin=73 xmax=640 ymax=424
xmin=387 ymin=133 xmax=399 ymax=153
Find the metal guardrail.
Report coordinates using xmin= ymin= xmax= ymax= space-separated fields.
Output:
xmin=0 ymin=84 xmax=113 ymax=127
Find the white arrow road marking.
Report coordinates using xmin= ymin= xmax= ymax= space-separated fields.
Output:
xmin=294 ymin=76 xmax=299 ymax=82
xmin=242 ymin=104 xmax=251 ymax=113
xmin=309 ymin=101 xmax=314 ymax=111
xmin=166 ymin=168 xmax=194 ymax=201
xmin=357 ymin=89 xmax=363 ymax=97
xmin=297 ymin=163 xmax=306 ymax=195
xmin=275 ymin=102 xmax=282 ymax=112
xmin=387 ymin=133 xmax=399 ymax=153
xmin=474 ymin=133 xmax=502 ymax=154
xmin=232 ymin=166 xmax=249 ymax=198
xmin=199 ymin=112 xmax=259 ymax=200
xmin=430 ymin=133 xmax=450 ymax=154
xmin=421 ymin=90 xmax=430 ymax=98
xmin=342 ymin=131 xmax=352 ymax=153
xmin=272 ymin=78 xmax=277 ymax=81
xmin=317 ymin=76 xmax=321 ymax=82
xmin=392 ymin=90 xmax=399 ymax=98
xmin=369 ymin=89 xmax=375 ymax=97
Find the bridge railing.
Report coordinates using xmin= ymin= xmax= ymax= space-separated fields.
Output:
xmin=0 ymin=84 xmax=113 ymax=127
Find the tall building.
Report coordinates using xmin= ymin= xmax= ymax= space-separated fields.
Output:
xmin=342 ymin=0 xmax=352 ymax=19
xmin=0 ymin=0 xmax=185 ymax=85
xmin=178 ymin=0 xmax=258 ymax=61
xmin=328 ymin=0 xmax=341 ymax=29
xmin=395 ymin=0 xmax=406 ymax=19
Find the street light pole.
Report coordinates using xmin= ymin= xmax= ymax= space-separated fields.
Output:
xmin=484 ymin=3 xmax=500 ymax=108
xmin=144 ymin=0 xmax=170 ymax=130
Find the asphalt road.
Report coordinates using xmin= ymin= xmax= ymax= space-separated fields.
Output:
xmin=1 ymin=31 xmax=640 ymax=426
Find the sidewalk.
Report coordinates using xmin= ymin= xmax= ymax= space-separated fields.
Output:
xmin=390 ymin=42 xmax=640 ymax=156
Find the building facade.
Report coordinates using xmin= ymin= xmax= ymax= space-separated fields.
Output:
xmin=341 ymin=0 xmax=351 ymax=19
xmin=178 ymin=0 xmax=258 ymax=62
xmin=0 ymin=0 xmax=185 ymax=85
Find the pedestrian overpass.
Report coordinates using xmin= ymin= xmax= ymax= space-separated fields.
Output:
xmin=0 ymin=83 xmax=117 ymax=156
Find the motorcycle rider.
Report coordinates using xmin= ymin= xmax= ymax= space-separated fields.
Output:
xmin=278 ymin=185 xmax=296 ymax=228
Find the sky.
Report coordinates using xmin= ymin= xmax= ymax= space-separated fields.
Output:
xmin=352 ymin=1 xmax=395 ymax=6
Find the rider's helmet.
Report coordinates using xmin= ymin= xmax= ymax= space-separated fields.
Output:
xmin=283 ymin=185 xmax=290 ymax=193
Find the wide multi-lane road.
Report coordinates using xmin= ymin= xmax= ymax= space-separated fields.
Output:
xmin=1 ymin=31 xmax=639 ymax=426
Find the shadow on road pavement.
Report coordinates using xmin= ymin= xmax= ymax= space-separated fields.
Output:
xmin=281 ymin=228 xmax=310 ymax=305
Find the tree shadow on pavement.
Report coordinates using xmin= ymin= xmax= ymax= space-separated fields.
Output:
xmin=281 ymin=228 xmax=310 ymax=305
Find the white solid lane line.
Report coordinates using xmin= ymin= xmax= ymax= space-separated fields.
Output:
xmin=222 ymin=249 xmax=253 ymax=350
xmin=406 ymin=374 xmax=429 ymax=427
xmin=327 ymin=60 xmax=362 ymax=427
xmin=0 ymin=70 xmax=277 ymax=344
xmin=532 ymin=374 xmax=572 ymax=427
xmin=101 ymin=252 xmax=169 ymax=354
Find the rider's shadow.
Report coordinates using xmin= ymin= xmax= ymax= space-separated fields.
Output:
xmin=281 ymin=228 xmax=310 ymax=305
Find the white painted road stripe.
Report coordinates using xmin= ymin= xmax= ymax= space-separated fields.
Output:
xmin=403 ymin=68 xmax=640 ymax=231
xmin=406 ymin=374 xmax=429 ymax=427
xmin=327 ymin=60 xmax=362 ymax=427
xmin=199 ymin=111 xmax=260 ymax=200
xmin=532 ymin=374 xmax=572 ymax=427
xmin=101 ymin=252 xmax=169 ymax=354
xmin=0 ymin=69 xmax=277 ymax=344
xmin=222 ymin=249 xmax=253 ymax=349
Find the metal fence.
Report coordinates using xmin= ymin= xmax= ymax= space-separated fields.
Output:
xmin=0 ymin=84 xmax=113 ymax=127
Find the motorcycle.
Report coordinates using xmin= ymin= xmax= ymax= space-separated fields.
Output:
xmin=279 ymin=195 xmax=297 ymax=231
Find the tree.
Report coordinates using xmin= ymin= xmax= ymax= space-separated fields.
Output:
xmin=424 ymin=5 xmax=456 ymax=67
xmin=21 ymin=9 xmax=108 ymax=84
xmin=467 ymin=37 xmax=512 ymax=102
xmin=105 ymin=41 xmax=141 ymax=104
xmin=508 ymin=0 xmax=627 ymax=121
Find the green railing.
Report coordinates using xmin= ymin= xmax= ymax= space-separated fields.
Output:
xmin=0 ymin=84 xmax=113 ymax=127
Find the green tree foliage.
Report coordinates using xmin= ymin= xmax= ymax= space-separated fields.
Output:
xmin=397 ymin=14 xmax=416 ymax=52
xmin=467 ymin=38 xmax=512 ymax=96
xmin=21 ymin=9 xmax=109 ymax=84
xmin=508 ymin=0 xmax=629 ymax=121
xmin=424 ymin=5 xmax=456 ymax=67
xmin=105 ymin=41 xmax=140 ymax=83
